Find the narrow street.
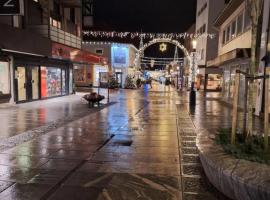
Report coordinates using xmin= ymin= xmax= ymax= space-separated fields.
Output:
xmin=0 ymin=84 xmax=231 ymax=200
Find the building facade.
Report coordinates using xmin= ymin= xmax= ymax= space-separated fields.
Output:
xmin=0 ymin=0 xmax=104 ymax=104
xmin=195 ymin=0 xmax=227 ymax=90
xmin=82 ymin=42 xmax=138 ymax=88
xmin=209 ymin=0 xmax=251 ymax=107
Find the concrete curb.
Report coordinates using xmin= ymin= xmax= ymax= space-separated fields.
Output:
xmin=196 ymin=129 xmax=270 ymax=200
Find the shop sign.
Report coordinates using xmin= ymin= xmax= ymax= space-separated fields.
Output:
xmin=0 ymin=0 xmax=24 ymax=15
xmin=52 ymin=42 xmax=103 ymax=64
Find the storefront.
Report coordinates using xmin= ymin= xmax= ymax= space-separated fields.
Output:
xmin=221 ymin=61 xmax=249 ymax=107
xmin=0 ymin=58 xmax=11 ymax=103
xmin=93 ymin=65 xmax=109 ymax=87
xmin=14 ymin=54 xmax=72 ymax=103
xmin=53 ymin=42 xmax=108 ymax=88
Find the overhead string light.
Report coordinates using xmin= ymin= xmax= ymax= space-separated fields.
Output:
xmin=83 ymin=31 xmax=216 ymax=40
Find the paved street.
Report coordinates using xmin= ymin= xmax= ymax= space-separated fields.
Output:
xmin=0 ymin=84 xmax=235 ymax=200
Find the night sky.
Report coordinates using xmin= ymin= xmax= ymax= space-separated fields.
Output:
xmin=86 ymin=0 xmax=197 ymax=66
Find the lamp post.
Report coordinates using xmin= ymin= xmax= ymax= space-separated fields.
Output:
xmin=189 ymin=39 xmax=197 ymax=106
xmin=176 ymin=66 xmax=180 ymax=90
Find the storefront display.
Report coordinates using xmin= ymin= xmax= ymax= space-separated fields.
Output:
xmin=69 ymin=69 xmax=73 ymax=94
xmin=41 ymin=67 xmax=62 ymax=98
xmin=93 ymin=65 xmax=108 ymax=87
xmin=0 ymin=61 xmax=10 ymax=96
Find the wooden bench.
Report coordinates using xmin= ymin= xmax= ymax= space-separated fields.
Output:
xmin=83 ymin=93 xmax=105 ymax=108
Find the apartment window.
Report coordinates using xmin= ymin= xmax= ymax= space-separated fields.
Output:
xmin=53 ymin=1 xmax=61 ymax=16
xmin=50 ymin=17 xmax=61 ymax=29
xmin=237 ymin=12 xmax=244 ymax=35
xmin=197 ymin=3 xmax=207 ymax=16
xmin=222 ymin=30 xmax=226 ymax=44
xmin=226 ymin=25 xmax=231 ymax=42
xmin=244 ymin=9 xmax=251 ymax=29
xmin=201 ymin=49 xmax=205 ymax=60
xmin=231 ymin=20 xmax=236 ymax=38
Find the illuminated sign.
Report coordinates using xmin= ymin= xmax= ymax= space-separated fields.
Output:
xmin=111 ymin=44 xmax=129 ymax=68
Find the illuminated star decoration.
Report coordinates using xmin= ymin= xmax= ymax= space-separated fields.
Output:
xmin=159 ymin=43 xmax=167 ymax=52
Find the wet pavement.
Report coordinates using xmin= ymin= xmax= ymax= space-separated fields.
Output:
xmin=0 ymin=83 xmax=245 ymax=199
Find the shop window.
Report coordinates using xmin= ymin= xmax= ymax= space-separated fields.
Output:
xmin=0 ymin=61 xmax=10 ymax=96
xmin=41 ymin=67 xmax=62 ymax=98
xmin=62 ymin=70 xmax=66 ymax=95
xmin=69 ymin=69 xmax=73 ymax=94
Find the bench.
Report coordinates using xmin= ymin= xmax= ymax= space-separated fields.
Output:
xmin=83 ymin=93 xmax=105 ymax=108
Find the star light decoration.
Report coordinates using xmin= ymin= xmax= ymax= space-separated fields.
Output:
xmin=159 ymin=43 xmax=167 ymax=52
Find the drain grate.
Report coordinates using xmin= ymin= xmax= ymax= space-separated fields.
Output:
xmin=114 ymin=140 xmax=133 ymax=146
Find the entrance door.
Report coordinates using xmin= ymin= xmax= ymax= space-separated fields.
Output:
xmin=16 ymin=66 xmax=39 ymax=102
xmin=116 ymin=72 xmax=122 ymax=88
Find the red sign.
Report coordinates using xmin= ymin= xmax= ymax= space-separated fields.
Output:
xmin=52 ymin=43 xmax=106 ymax=64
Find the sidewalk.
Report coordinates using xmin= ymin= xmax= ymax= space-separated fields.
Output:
xmin=0 ymin=89 xmax=117 ymax=141
xmin=0 ymin=84 xmax=233 ymax=200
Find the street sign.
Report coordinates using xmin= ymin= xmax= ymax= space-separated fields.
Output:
xmin=0 ymin=0 xmax=24 ymax=15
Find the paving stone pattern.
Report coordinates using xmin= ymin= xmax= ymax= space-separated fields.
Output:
xmin=0 ymin=85 xmax=233 ymax=199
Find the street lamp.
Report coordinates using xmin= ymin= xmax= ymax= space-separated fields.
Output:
xmin=190 ymin=39 xmax=197 ymax=106
xmin=176 ymin=66 xmax=180 ymax=90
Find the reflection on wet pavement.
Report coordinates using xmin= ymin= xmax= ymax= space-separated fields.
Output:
xmin=0 ymin=84 xmax=237 ymax=199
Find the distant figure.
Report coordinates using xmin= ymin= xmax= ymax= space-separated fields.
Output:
xmin=136 ymin=78 xmax=142 ymax=88
xmin=148 ymin=77 xmax=153 ymax=88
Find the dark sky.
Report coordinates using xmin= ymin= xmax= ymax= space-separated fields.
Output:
xmin=93 ymin=0 xmax=196 ymax=32
xmin=87 ymin=0 xmax=197 ymax=67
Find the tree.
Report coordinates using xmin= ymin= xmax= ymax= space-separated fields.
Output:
xmin=245 ymin=0 xmax=264 ymax=137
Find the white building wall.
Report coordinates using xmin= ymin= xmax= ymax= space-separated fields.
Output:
xmin=218 ymin=2 xmax=251 ymax=56
xmin=195 ymin=0 xmax=225 ymax=66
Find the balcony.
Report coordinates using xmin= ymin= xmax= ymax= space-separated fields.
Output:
xmin=28 ymin=25 xmax=81 ymax=49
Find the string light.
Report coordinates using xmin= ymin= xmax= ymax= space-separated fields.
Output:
xmin=83 ymin=31 xmax=216 ymax=40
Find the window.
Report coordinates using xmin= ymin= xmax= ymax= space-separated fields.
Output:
xmin=70 ymin=8 xmax=75 ymax=24
xmin=95 ymin=49 xmax=103 ymax=55
xmin=198 ymin=3 xmax=207 ymax=16
xmin=244 ymin=9 xmax=251 ymax=29
xmin=41 ymin=67 xmax=62 ymax=98
xmin=231 ymin=20 xmax=236 ymax=38
xmin=226 ymin=25 xmax=231 ymax=42
xmin=0 ymin=62 xmax=10 ymax=96
xmin=50 ymin=17 xmax=61 ymax=29
xmin=222 ymin=30 xmax=226 ymax=44
xmin=201 ymin=49 xmax=205 ymax=60
xmin=237 ymin=12 xmax=243 ymax=35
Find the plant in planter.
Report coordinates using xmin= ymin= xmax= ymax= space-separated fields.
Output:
xmin=216 ymin=128 xmax=270 ymax=164
xmin=108 ymin=75 xmax=119 ymax=89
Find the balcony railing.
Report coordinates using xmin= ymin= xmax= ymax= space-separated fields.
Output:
xmin=28 ymin=25 xmax=81 ymax=49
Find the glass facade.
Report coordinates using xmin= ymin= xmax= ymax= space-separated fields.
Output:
xmin=41 ymin=67 xmax=62 ymax=98
xmin=0 ymin=61 xmax=10 ymax=96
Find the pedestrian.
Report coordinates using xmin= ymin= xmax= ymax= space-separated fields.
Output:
xmin=148 ymin=77 xmax=152 ymax=88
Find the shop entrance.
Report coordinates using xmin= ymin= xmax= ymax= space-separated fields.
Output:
xmin=16 ymin=66 xmax=39 ymax=102
xmin=115 ymin=72 xmax=123 ymax=87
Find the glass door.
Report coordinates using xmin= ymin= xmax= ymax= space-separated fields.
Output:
xmin=17 ymin=67 xmax=27 ymax=101
xmin=31 ymin=67 xmax=39 ymax=100
xmin=16 ymin=66 xmax=40 ymax=102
